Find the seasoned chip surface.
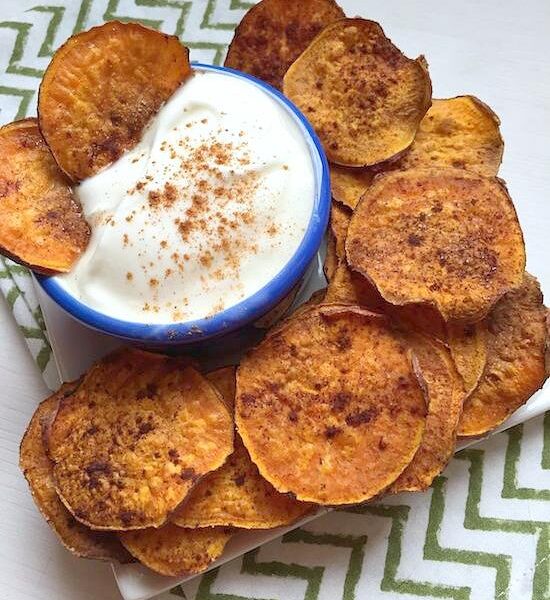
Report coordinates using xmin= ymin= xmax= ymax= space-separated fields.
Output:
xmin=0 ymin=119 xmax=90 ymax=273
xmin=396 ymin=96 xmax=504 ymax=176
xmin=38 ymin=21 xmax=191 ymax=181
xmin=224 ymin=0 xmax=344 ymax=90
xmin=325 ymin=262 xmax=447 ymax=341
xmin=119 ymin=524 xmax=231 ymax=576
xmin=19 ymin=385 xmax=131 ymax=562
xmin=458 ymin=274 xmax=548 ymax=436
xmin=330 ymin=164 xmax=374 ymax=210
xmin=236 ymin=305 xmax=427 ymax=504
xmin=447 ymin=321 xmax=488 ymax=397
xmin=48 ymin=348 xmax=233 ymax=530
xmin=390 ymin=336 xmax=465 ymax=492
xmin=173 ymin=436 xmax=313 ymax=529
xmin=346 ymin=168 xmax=526 ymax=322
xmin=283 ymin=19 xmax=432 ymax=166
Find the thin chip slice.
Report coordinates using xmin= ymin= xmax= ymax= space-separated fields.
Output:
xmin=236 ymin=305 xmax=427 ymax=504
xmin=38 ymin=21 xmax=191 ymax=181
xmin=390 ymin=336 xmax=465 ymax=493
xmin=447 ymin=321 xmax=488 ymax=397
xmin=173 ymin=436 xmax=313 ymax=529
xmin=119 ymin=524 xmax=231 ymax=577
xmin=224 ymin=0 xmax=344 ymax=90
xmin=324 ymin=201 xmax=351 ymax=281
xmin=323 ymin=232 xmax=339 ymax=281
xmin=346 ymin=168 xmax=526 ymax=322
xmin=48 ymin=348 xmax=233 ymax=530
xmin=325 ymin=262 xmax=447 ymax=341
xmin=19 ymin=384 xmax=131 ymax=562
xmin=458 ymin=274 xmax=548 ymax=436
xmin=330 ymin=164 xmax=375 ymax=210
xmin=0 ymin=119 xmax=90 ymax=273
xmin=206 ymin=367 xmax=237 ymax=413
xmin=283 ymin=19 xmax=432 ymax=166
xmin=396 ymin=96 xmax=504 ymax=176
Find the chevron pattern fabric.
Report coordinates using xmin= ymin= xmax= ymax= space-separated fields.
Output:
xmin=0 ymin=2 xmax=548 ymax=599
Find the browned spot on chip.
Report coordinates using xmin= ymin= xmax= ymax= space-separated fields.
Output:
xmin=283 ymin=18 xmax=432 ymax=166
xmin=224 ymin=0 xmax=344 ymax=90
xmin=173 ymin=437 xmax=313 ymax=529
xmin=390 ymin=336 xmax=465 ymax=493
xmin=236 ymin=305 xmax=427 ymax=504
xmin=330 ymin=164 xmax=375 ymax=210
xmin=119 ymin=524 xmax=231 ymax=576
xmin=0 ymin=119 xmax=90 ymax=273
xmin=47 ymin=348 xmax=233 ymax=530
xmin=38 ymin=22 xmax=191 ymax=181
xmin=458 ymin=274 xmax=548 ymax=436
xmin=447 ymin=321 xmax=488 ymax=397
xmin=396 ymin=96 xmax=504 ymax=176
xmin=19 ymin=384 xmax=131 ymax=562
xmin=346 ymin=168 xmax=526 ymax=322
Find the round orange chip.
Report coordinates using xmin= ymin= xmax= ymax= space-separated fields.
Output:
xmin=323 ymin=232 xmax=339 ymax=282
xmin=390 ymin=336 xmax=465 ymax=493
xmin=330 ymin=164 xmax=375 ymax=210
xmin=0 ymin=119 xmax=90 ymax=273
xmin=19 ymin=384 xmax=131 ymax=562
xmin=236 ymin=305 xmax=427 ymax=505
xmin=346 ymin=168 xmax=526 ymax=322
xmin=119 ymin=524 xmax=231 ymax=577
xmin=173 ymin=436 xmax=313 ymax=529
xmin=396 ymin=96 xmax=504 ymax=176
xmin=48 ymin=348 xmax=233 ymax=530
xmin=325 ymin=262 xmax=447 ymax=341
xmin=177 ymin=368 xmax=312 ymax=528
xmin=458 ymin=274 xmax=548 ymax=436
xmin=224 ymin=0 xmax=344 ymax=90
xmin=283 ymin=18 xmax=432 ymax=166
xmin=38 ymin=21 xmax=191 ymax=181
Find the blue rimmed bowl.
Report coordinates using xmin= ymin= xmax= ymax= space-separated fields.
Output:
xmin=36 ymin=63 xmax=330 ymax=347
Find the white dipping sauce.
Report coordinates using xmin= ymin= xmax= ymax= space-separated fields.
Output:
xmin=59 ymin=69 xmax=315 ymax=324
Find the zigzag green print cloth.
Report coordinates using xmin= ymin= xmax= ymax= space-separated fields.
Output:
xmin=0 ymin=2 xmax=548 ymax=599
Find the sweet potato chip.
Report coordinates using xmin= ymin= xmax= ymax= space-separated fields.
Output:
xmin=458 ymin=274 xmax=548 ymax=436
xmin=48 ymin=348 xmax=233 ymax=530
xmin=0 ymin=119 xmax=90 ymax=273
xmin=176 ymin=369 xmax=312 ymax=528
xmin=19 ymin=384 xmax=130 ymax=562
xmin=325 ymin=262 xmax=447 ymax=341
xmin=323 ymin=201 xmax=350 ymax=281
xmin=206 ymin=367 xmax=236 ymax=413
xmin=283 ymin=19 xmax=432 ymax=166
xmin=236 ymin=305 xmax=427 ymax=504
xmin=38 ymin=21 xmax=191 ymax=181
xmin=224 ymin=0 xmax=344 ymax=90
xmin=323 ymin=232 xmax=339 ymax=282
xmin=173 ymin=436 xmax=313 ymax=529
xmin=330 ymin=164 xmax=374 ymax=210
xmin=390 ymin=336 xmax=465 ymax=492
xmin=447 ymin=321 xmax=488 ymax=397
xmin=396 ymin=96 xmax=504 ymax=176
xmin=346 ymin=168 xmax=526 ymax=322
xmin=119 ymin=524 xmax=231 ymax=577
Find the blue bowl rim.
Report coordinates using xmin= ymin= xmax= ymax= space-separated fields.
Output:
xmin=36 ymin=62 xmax=330 ymax=344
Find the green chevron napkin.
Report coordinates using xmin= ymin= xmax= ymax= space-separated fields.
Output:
xmin=1 ymin=2 xmax=549 ymax=600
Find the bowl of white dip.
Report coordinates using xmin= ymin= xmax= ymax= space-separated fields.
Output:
xmin=36 ymin=64 xmax=329 ymax=345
